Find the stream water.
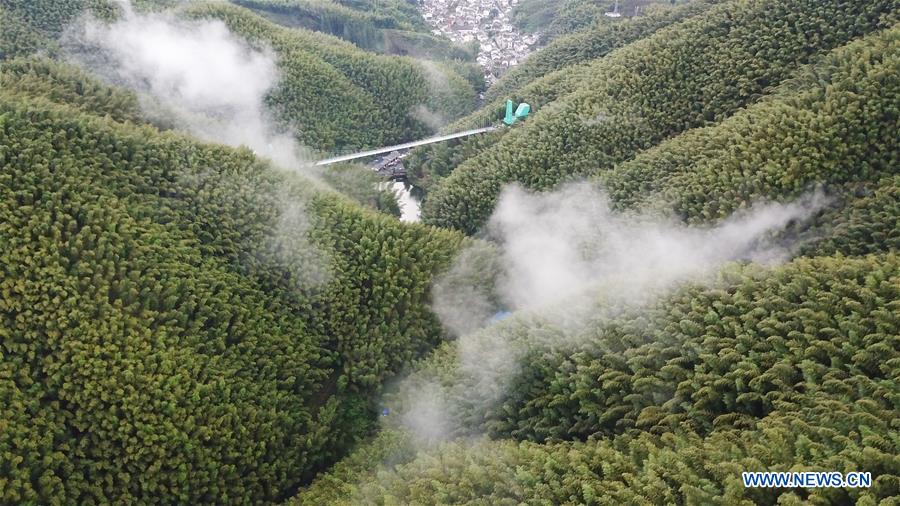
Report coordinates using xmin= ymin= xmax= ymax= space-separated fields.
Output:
xmin=378 ymin=180 xmax=422 ymax=222
xmin=393 ymin=181 xmax=422 ymax=222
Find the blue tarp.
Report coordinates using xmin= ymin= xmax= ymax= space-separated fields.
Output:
xmin=489 ymin=310 xmax=511 ymax=323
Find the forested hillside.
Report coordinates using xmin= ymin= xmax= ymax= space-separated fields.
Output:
xmin=294 ymin=253 xmax=899 ymax=504
xmin=486 ymin=0 xmax=722 ymax=104
xmin=1 ymin=0 xmax=898 ymax=504
xmin=0 ymin=54 xmax=469 ymax=502
xmin=599 ymin=26 xmax=898 ymax=232
xmin=0 ymin=0 xmax=481 ymax=154
xmin=405 ymin=0 xmax=722 ymax=192
xmin=291 ymin=14 xmax=900 ymax=506
xmin=0 ymin=0 xmax=112 ymax=38
xmin=419 ymin=0 xmax=897 ymax=234
xmin=1 ymin=57 xmax=142 ymax=122
xmin=0 ymin=7 xmax=470 ymax=490
xmin=511 ymin=0 xmax=666 ymax=42
xmin=179 ymin=2 xmax=478 ymax=152
xmin=231 ymin=0 xmax=479 ymax=61
xmin=0 ymin=0 xmax=111 ymax=59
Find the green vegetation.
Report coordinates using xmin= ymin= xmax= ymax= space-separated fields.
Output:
xmin=511 ymin=0 xmax=607 ymax=39
xmin=422 ymin=0 xmax=897 ymax=234
xmin=511 ymin=0 xmax=673 ymax=42
xmin=0 ymin=0 xmax=481 ymax=155
xmin=405 ymin=0 xmax=720 ymax=193
xmin=459 ymin=255 xmax=897 ymax=443
xmin=800 ymin=176 xmax=900 ymax=257
xmin=0 ymin=67 xmax=465 ymax=502
xmin=0 ymin=0 xmax=113 ymax=37
xmin=599 ymin=26 xmax=898 ymax=223
xmin=291 ymin=19 xmax=900 ymax=506
xmin=2 ymin=0 xmax=898 ymax=503
xmin=0 ymin=56 xmax=400 ymax=215
xmin=321 ymin=162 xmax=402 ymax=217
xmin=317 ymin=0 xmax=426 ymax=29
xmin=488 ymin=0 xmax=720 ymax=104
xmin=232 ymin=0 xmax=477 ymax=61
xmin=0 ymin=6 xmax=57 ymax=60
xmin=294 ymin=252 xmax=899 ymax=504
xmin=593 ymin=26 xmax=899 ymax=261
xmin=405 ymin=128 xmax=507 ymax=192
xmin=1 ymin=57 xmax=142 ymax=122
xmin=185 ymin=2 xmax=479 ymax=153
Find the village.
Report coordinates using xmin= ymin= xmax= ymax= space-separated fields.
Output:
xmin=419 ymin=0 xmax=541 ymax=85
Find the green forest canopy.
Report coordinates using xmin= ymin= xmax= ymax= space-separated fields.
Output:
xmin=0 ymin=61 xmax=468 ymax=503
xmin=293 ymin=253 xmax=899 ymax=504
xmin=0 ymin=0 xmax=897 ymax=504
xmin=404 ymin=0 xmax=723 ymax=193
xmin=0 ymin=0 xmax=482 ymax=155
xmin=293 ymin=22 xmax=900 ymax=506
xmin=231 ymin=0 xmax=479 ymax=61
xmin=419 ymin=0 xmax=897 ymax=234
xmin=511 ymin=0 xmax=674 ymax=42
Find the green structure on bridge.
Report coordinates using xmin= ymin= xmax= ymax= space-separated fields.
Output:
xmin=503 ymin=99 xmax=531 ymax=125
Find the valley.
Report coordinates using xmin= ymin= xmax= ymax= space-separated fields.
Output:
xmin=0 ymin=0 xmax=897 ymax=504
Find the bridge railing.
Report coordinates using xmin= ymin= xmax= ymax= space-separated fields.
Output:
xmin=317 ymin=117 xmax=500 ymax=163
xmin=313 ymin=124 xmax=500 ymax=166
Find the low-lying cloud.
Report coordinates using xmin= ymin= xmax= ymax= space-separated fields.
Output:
xmin=404 ymin=182 xmax=828 ymax=443
xmin=491 ymin=183 xmax=823 ymax=307
xmin=434 ymin=182 xmax=827 ymax=333
xmin=65 ymin=0 xmax=329 ymax=289
xmin=66 ymin=0 xmax=311 ymax=171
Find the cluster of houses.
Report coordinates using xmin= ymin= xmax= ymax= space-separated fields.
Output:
xmin=420 ymin=0 xmax=540 ymax=84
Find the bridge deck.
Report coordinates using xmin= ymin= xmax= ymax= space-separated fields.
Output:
xmin=313 ymin=126 xmax=497 ymax=166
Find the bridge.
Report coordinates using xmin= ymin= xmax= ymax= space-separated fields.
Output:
xmin=313 ymin=126 xmax=497 ymax=166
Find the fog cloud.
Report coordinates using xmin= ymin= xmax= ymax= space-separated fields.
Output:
xmin=65 ymin=0 xmax=329 ymax=290
xmin=66 ymin=0 xmax=312 ymax=171
xmin=403 ymin=182 xmax=828 ymax=442
xmin=433 ymin=182 xmax=827 ymax=334
xmin=399 ymin=381 xmax=454 ymax=446
xmin=489 ymin=183 xmax=823 ymax=308
xmin=410 ymin=104 xmax=448 ymax=131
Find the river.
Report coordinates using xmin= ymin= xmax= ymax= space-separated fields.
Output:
xmin=393 ymin=181 xmax=422 ymax=222
xmin=378 ymin=180 xmax=422 ymax=222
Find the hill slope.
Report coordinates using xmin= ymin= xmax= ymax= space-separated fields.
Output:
xmin=1 ymin=0 xmax=898 ymax=504
xmin=405 ymin=0 xmax=722 ymax=193
xmin=485 ymin=0 xmax=722 ymax=104
xmin=1 ymin=0 xmax=481 ymax=154
xmin=293 ymin=254 xmax=899 ymax=504
xmin=231 ymin=0 xmax=478 ymax=61
xmin=420 ymin=0 xmax=897 ymax=234
xmin=290 ymin=23 xmax=900 ymax=506
xmin=0 ymin=65 xmax=465 ymax=503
